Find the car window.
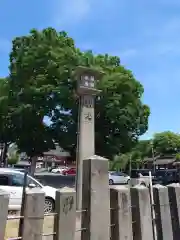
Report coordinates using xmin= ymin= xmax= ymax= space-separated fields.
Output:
xmin=120 ymin=172 xmax=127 ymax=176
xmin=11 ymin=173 xmax=25 ymax=186
xmin=156 ymin=171 xmax=164 ymax=176
xmin=131 ymin=170 xmax=139 ymax=178
xmin=110 ymin=172 xmax=118 ymax=176
xmin=0 ymin=175 xmax=9 ymax=186
xmin=111 ymin=172 xmax=125 ymax=176
xmin=10 ymin=172 xmax=42 ymax=188
xmin=139 ymin=171 xmax=150 ymax=176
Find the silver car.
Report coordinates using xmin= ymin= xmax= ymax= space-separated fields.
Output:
xmin=109 ymin=171 xmax=130 ymax=185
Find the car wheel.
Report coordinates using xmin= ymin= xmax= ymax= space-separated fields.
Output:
xmin=140 ymin=182 xmax=146 ymax=186
xmin=44 ymin=197 xmax=55 ymax=213
xmin=109 ymin=179 xmax=114 ymax=185
xmin=127 ymin=179 xmax=130 ymax=185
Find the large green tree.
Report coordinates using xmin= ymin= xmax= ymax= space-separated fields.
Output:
xmin=0 ymin=78 xmax=16 ymax=165
xmin=153 ymin=131 xmax=180 ymax=155
xmin=8 ymin=28 xmax=150 ymax=163
xmin=133 ymin=140 xmax=152 ymax=158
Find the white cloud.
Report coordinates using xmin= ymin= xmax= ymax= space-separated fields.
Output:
xmin=52 ymin=0 xmax=92 ymax=28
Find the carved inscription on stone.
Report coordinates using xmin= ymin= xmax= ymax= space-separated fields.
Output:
xmin=83 ymin=95 xmax=93 ymax=108
xmin=63 ymin=196 xmax=74 ymax=215
xmin=84 ymin=112 xmax=92 ymax=121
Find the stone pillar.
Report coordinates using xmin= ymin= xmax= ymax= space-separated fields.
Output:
xmin=153 ymin=184 xmax=173 ymax=240
xmin=53 ymin=189 xmax=76 ymax=240
xmin=76 ymin=95 xmax=96 ymax=210
xmin=167 ymin=183 xmax=180 ymax=240
xmin=75 ymin=66 xmax=102 ymax=210
xmin=81 ymin=155 xmax=110 ymax=240
xmin=110 ymin=185 xmax=133 ymax=240
xmin=0 ymin=190 xmax=9 ymax=240
xmin=131 ymin=185 xmax=154 ymax=240
xmin=22 ymin=188 xmax=45 ymax=240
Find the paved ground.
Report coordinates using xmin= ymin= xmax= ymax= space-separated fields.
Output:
xmin=42 ymin=218 xmax=81 ymax=240
xmin=6 ymin=216 xmax=81 ymax=240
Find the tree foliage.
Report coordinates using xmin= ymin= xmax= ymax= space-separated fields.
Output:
xmin=133 ymin=140 xmax=152 ymax=158
xmin=8 ymin=153 xmax=19 ymax=165
xmin=109 ymin=154 xmax=130 ymax=171
xmin=8 ymin=29 xmax=58 ymax=158
xmin=0 ymin=78 xmax=13 ymax=144
xmin=124 ymin=132 xmax=180 ymax=168
xmin=153 ymin=131 xmax=180 ymax=155
xmin=175 ymin=153 xmax=180 ymax=162
xmin=0 ymin=78 xmax=17 ymax=165
xmin=7 ymin=27 xmax=150 ymax=162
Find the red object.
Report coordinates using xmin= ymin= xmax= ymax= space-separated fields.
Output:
xmin=62 ymin=167 xmax=76 ymax=176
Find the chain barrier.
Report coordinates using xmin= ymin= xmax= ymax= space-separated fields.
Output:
xmin=8 ymin=204 xmax=171 ymax=239
xmin=8 ymin=238 xmax=22 ymax=240
xmin=7 ymin=209 xmax=88 ymax=239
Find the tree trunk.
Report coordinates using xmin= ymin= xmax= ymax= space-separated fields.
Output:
xmin=30 ymin=156 xmax=37 ymax=176
xmin=2 ymin=143 xmax=8 ymax=167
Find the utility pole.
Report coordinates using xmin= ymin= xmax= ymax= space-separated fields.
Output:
xmin=151 ymin=140 xmax=155 ymax=174
xmin=0 ymin=143 xmax=3 ymax=167
xmin=129 ymin=154 xmax=132 ymax=177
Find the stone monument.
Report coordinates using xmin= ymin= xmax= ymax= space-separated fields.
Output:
xmin=75 ymin=66 xmax=102 ymax=210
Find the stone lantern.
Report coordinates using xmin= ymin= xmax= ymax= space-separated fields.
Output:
xmin=75 ymin=66 xmax=103 ymax=210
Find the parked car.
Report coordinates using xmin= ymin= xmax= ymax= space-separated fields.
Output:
xmin=109 ymin=171 xmax=130 ymax=185
xmin=48 ymin=167 xmax=56 ymax=172
xmin=51 ymin=166 xmax=69 ymax=174
xmin=154 ymin=169 xmax=180 ymax=185
xmin=12 ymin=168 xmax=26 ymax=173
xmin=129 ymin=169 xmax=180 ymax=186
xmin=62 ymin=167 xmax=76 ymax=176
xmin=130 ymin=169 xmax=152 ymax=178
xmin=13 ymin=164 xmax=30 ymax=173
xmin=130 ymin=169 xmax=155 ymax=187
xmin=0 ymin=168 xmax=57 ymax=213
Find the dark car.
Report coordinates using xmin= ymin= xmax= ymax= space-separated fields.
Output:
xmin=130 ymin=168 xmax=180 ymax=185
xmin=128 ymin=169 xmax=157 ymax=186
xmin=154 ymin=169 xmax=180 ymax=185
xmin=130 ymin=169 xmax=154 ymax=178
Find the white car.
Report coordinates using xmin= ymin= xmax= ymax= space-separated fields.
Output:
xmin=109 ymin=171 xmax=130 ymax=185
xmin=0 ymin=168 xmax=57 ymax=213
xmin=51 ymin=166 xmax=69 ymax=174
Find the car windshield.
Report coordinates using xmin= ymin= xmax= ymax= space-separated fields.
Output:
xmin=27 ymin=175 xmax=43 ymax=188
xmin=110 ymin=172 xmax=127 ymax=176
xmin=155 ymin=170 xmax=177 ymax=177
xmin=11 ymin=172 xmax=43 ymax=188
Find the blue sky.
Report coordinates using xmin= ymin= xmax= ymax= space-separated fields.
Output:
xmin=1 ymin=0 xmax=180 ymax=139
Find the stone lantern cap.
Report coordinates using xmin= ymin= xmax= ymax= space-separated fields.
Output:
xmin=75 ymin=66 xmax=104 ymax=95
xmin=75 ymin=66 xmax=104 ymax=79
